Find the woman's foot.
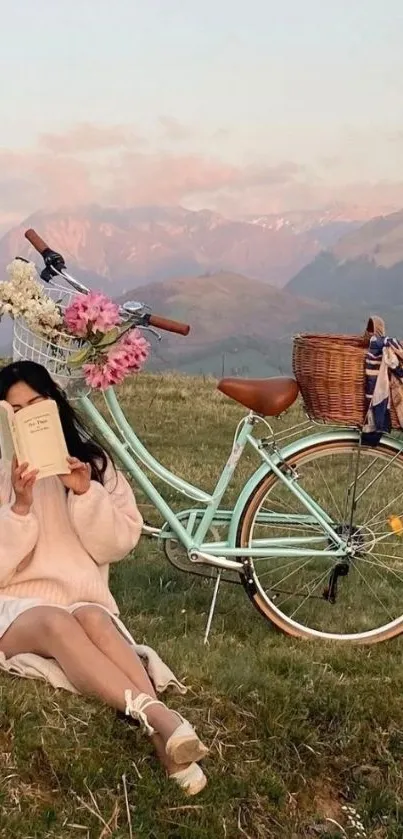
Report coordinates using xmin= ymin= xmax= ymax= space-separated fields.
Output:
xmin=125 ymin=691 xmax=209 ymax=765
xmin=152 ymin=732 xmax=207 ymax=796
xmin=169 ymin=762 xmax=207 ymax=796
xmin=165 ymin=714 xmax=209 ymax=765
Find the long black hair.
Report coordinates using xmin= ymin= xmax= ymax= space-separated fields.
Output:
xmin=0 ymin=360 xmax=113 ymax=485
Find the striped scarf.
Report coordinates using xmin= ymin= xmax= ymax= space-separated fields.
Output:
xmin=363 ymin=335 xmax=403 ymax=444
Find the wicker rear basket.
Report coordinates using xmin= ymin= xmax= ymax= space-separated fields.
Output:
xmin=292 ymin=317 xmax=400 ymax=429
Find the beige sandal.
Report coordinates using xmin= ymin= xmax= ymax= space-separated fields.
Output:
xmin=169 ymin=762 xmax=207 ymax=796
xmin=124 ymin=691 xmax=209 ymax=764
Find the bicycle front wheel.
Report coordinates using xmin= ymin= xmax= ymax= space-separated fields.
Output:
xmin=237 ymin=435 xmax=403 ymax=643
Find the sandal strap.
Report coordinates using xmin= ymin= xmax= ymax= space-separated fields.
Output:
xmin=124 ymin=691 xmax=165 ymax=736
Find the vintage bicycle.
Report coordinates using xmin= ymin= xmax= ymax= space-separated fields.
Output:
xmin=10 ymin=228 xmax=403 ymax=646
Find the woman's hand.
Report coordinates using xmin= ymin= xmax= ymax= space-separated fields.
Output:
xmin=60 ymin=456 xmax=91 ymax=495
xmin=11 ymin=457 xmax=39 ymax=515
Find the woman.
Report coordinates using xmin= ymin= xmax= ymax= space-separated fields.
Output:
xmin=0 ymin=360 xmax=208 ymax=795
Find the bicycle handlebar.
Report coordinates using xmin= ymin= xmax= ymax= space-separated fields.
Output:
xmin=24 ymin=228 xmax=190 ymax=336
xmin=147 ymin=314 xmax=190 ymax=336
xmin=25 ymin=228 xmax=52 ymax=255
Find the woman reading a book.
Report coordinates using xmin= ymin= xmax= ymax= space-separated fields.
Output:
xmin=0 ymin=360 xmax=208 ymax=795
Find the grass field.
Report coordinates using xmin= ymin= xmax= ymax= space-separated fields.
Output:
xmin=1 ymin=372 xmax=403 ymax=838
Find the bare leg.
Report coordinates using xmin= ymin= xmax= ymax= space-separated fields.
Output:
xmin=74 ymin=607 xmax=193 ymax=775
xmin=0 ymin=607 xmax=188 ymax=743
xmin=74 ymin=606 xmax=157 ymax=697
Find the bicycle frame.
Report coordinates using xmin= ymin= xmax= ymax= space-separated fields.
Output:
xmin=78 ymin=387 xmax=364 ymax=573
xmin=18 ymin=241 xmax=403 ymax=645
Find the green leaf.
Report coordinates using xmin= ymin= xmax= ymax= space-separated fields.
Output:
xmin=68 ymin=346 xmax=92 ymax=366
xmin=94 ymin=327 xmax=121 ymax=347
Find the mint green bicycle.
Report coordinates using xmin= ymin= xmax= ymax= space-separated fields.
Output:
xmin=14 ymin=229 xmax=403 ymax=646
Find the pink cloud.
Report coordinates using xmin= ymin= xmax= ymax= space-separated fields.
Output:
xmin=38 ymin=123 xmax=146 ymax=154
xmin=105 ymin=153 xmax=306 ymax=209
xmin=158 ymin=116 xmax=192 ymax=142
xmin=106 ymin=152 xmax=241 ymax=205
xmin=0 ymin=123 xmax=403 ymax=226
xmin=0 ymin=147 xmax=95 ymax=217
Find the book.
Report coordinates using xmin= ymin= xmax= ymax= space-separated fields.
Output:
xmin=0 ymin=399 xmax=70 ymax=479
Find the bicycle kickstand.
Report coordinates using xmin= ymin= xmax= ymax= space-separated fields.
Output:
xmin=203 ymin=571 xmax=222 ymax=645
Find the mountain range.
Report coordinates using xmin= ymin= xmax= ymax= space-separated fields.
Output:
xmin=287 ymin=209 xmax=403 ymax=308
xmin=0 ymin=204 xmax=356 ymax=293
xmin=241 ymin=208 xmax=361 ymax=248
xmin=1 ymin=203 xmax=403 ymax=376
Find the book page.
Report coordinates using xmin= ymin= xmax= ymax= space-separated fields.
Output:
xmin=0 ymin=401 xmax=16 ymax=463
xmin=15 ymin=400 xmax=70 ymax=479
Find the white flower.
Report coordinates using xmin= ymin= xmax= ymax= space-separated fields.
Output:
xmin=0 ymin=259 xmax=63 ymax=337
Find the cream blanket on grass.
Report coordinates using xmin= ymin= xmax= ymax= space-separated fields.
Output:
xmin=0 ymin=642 xmax=186 ymax=696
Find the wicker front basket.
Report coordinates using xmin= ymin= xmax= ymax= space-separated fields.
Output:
xmin=292 ymin=317 xmax=400 ymax=429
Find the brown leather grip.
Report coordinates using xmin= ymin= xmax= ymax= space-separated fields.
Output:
xmin=148 ymin=314 xmax=190 ymax=336
xmin=25 ymin=229 xmax=51 ymax=255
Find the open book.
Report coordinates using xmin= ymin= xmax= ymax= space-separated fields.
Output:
xmin=0 ymin=399 xmax=69 ymax=479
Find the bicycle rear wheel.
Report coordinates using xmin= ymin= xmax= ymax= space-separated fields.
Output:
xmin=237 ymin=435 xmax=403 ymax=643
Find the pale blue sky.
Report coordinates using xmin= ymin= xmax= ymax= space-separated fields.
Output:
xmin=1 ymin=0 xmax=403 ymax=218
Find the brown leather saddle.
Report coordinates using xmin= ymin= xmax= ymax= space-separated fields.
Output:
xmin=217 ymin=376 xmax=299 ymax=416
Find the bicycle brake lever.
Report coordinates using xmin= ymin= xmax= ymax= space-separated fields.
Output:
xmin=40 ymin=249 xmax=66 ymax=283
xmin=142 ymin=325 xmax=161 ymax=341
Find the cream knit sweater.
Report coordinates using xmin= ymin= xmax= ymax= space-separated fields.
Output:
xmin=0 ymin=460 xmax=143 ymax=613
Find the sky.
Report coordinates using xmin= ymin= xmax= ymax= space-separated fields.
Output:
xmin=1 ymin=0 xmax=403 ymax=225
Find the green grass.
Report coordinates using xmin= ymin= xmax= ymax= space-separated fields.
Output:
xmin=1 ymin=373 xmax=403 ymax=838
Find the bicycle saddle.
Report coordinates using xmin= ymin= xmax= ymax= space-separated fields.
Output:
xmin=217 ymin=376 xmax=299 ymax=416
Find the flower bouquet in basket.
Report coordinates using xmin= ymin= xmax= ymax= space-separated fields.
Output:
xmin=0 ymin=259 xmax=63 ymax=336
xmin=0 ymin=259 xmax=150 ymax=390
xmin=64 ymin=292 xmax=150 ymax=388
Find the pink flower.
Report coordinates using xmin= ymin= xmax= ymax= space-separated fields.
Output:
xmin=82 ymin=363 xmax=113 ymax=389
xmin=82 ymin=358 xmax=127 ymax=389
xmin=108 ymin=329 xmax=150 ymax=371
xmin=82 ymin=328 xmax=150 ymax=389
xmin=64 ymin=292 xmax=120 ymax=337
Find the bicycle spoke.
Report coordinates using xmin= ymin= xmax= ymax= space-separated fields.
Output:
xmin=258 ymin=557 xmax=308 ymax=582
xmin=341 ymin=450 xmax=357 ymax=523
xmin=352 ymin=561 xmax=395 ymax=622
xmin=360 ymin=489 xmax=403 ymax=529
xmin=356 ymin=554 xmax=391 ymax=587
xmin=262 ymin=558 xmax=312 ymax=588
xmin=360 ymin=530 xmax=402 ymax=551
xmin=258 ymin=514 xmax=319 ymax=534
xmin=269 ymin=562 xmax=330 ymax=609
xmin=289 ymin=568 xmax=333 ymax=619
xmin=242 ymin=439 xmax=403 ymax=639
xmin=354 ymin=448 xmax=403 ymax=502
xmin=312 ymin=459 xmax=343 ymax=520
xmin=357 ymin=554 xmax=403 ymax=584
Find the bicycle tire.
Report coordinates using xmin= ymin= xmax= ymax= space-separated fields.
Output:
xmin=236 ymin=434 xmax=403 ymax=644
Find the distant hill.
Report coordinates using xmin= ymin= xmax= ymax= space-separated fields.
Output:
xmin=4 ymin=265 xmax=402 ymax=377
xmin=0 ymin=270 xmax=328 ymax=376
xmin=121 ymin=271 xmax=328 ymax=344
xmin=4 ymin=261 xmax=402 ymax=377
xmin=131 ymin=268 xmax=403 ymax=376
xmin=287 ymin=209 xmax=403 ymax=307
xmin=0 ymin=204 xmax=355 ymax=295
xmin=118 ymin=272 xmax=336 ymax=376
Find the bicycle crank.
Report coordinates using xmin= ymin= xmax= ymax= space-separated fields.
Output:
xmin=164 ymin=527 xmax=241 ymax=584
